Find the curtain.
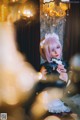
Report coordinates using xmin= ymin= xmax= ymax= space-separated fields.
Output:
xmin=63 ymin=3 xmax=80 ymax=62
xmin=14 ymin=1 xmax=40 ymax=71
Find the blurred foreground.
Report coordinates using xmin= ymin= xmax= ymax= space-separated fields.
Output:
xmin=0 ymin=23 xmax=80 ymax=120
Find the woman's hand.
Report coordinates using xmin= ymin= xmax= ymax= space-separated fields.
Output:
xmin=56 ymin=64 xmax=68 ymax=82
xmin=40 ymin=66 xmax=47 ymax=80
xmin=56 ymin=64 xmax=66 ymax=73
xmin=59 ymin=73 xmax=68 ymax=82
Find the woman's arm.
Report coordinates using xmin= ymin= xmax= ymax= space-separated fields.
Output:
xmin=57 ymin=64 xmax=68 ymax=83
xmin=40 ymin=66 xmax=47 ymax=80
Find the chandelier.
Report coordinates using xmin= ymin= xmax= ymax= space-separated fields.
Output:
xmin=42 ymin=0 xmax=70 ymax=17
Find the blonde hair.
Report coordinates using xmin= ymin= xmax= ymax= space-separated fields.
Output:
xmin=40 ymin=33 xmax=62 ymax=62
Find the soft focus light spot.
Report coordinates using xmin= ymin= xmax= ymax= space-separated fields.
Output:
xmin=31 ymin=91 xmax=49 ymax=118
xmin=18 ymin=10 xmax=20 ymax=13
xmin=23 ymin=9 xmax=33 ymax=17
xmin=38 ymin=72 xmax=43 ymax=80
xmin=2 ymin=86 xmax=18 ymax=105
xmin=70 ymin=54 xmax=80 ymax=71
xmin=44 ymin=115 xmax=61 ymax=120
xmin=0 ymin=22 xmax=38 ymax=106
xmin=31 ymin=102 xmax=47 ymax=118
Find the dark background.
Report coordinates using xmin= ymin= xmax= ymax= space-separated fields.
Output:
xmin=14 ymin=0 xmax=40 ymax=71
xmin=63 ymin=3 xmax=80 ymax=61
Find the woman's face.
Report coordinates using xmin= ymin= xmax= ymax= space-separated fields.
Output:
xmin=50 ymin=41 xmax=62 ymax=59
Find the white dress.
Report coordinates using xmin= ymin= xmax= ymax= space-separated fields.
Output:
xmin=47 ymin=99 xmax=71 ymax=113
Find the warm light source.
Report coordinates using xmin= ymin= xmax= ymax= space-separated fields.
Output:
xmin=0 ymin=1 xmax=36 ymax=22
xmin=42 ymin=0 xmax=69 ymax=17
xmin=22 ymin=9 xmax=33 ymax=18
xmin=0 ymin=4 xmax=8 ymax=22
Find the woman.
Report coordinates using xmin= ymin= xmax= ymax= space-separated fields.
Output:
xmin=39 ymin=33 xmax=71 ymax=114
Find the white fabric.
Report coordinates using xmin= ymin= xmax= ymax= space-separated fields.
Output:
xmin=47 ymin=99 xmax=71 ymax=113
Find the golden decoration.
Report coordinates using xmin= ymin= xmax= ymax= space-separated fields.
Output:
xmin=0 ymin=4 xmax=9 ymax=22
xmin=43 ymin=0 xmax=70 ymax=17
xmin=0 ymin=0 xmax=36 ymax=22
